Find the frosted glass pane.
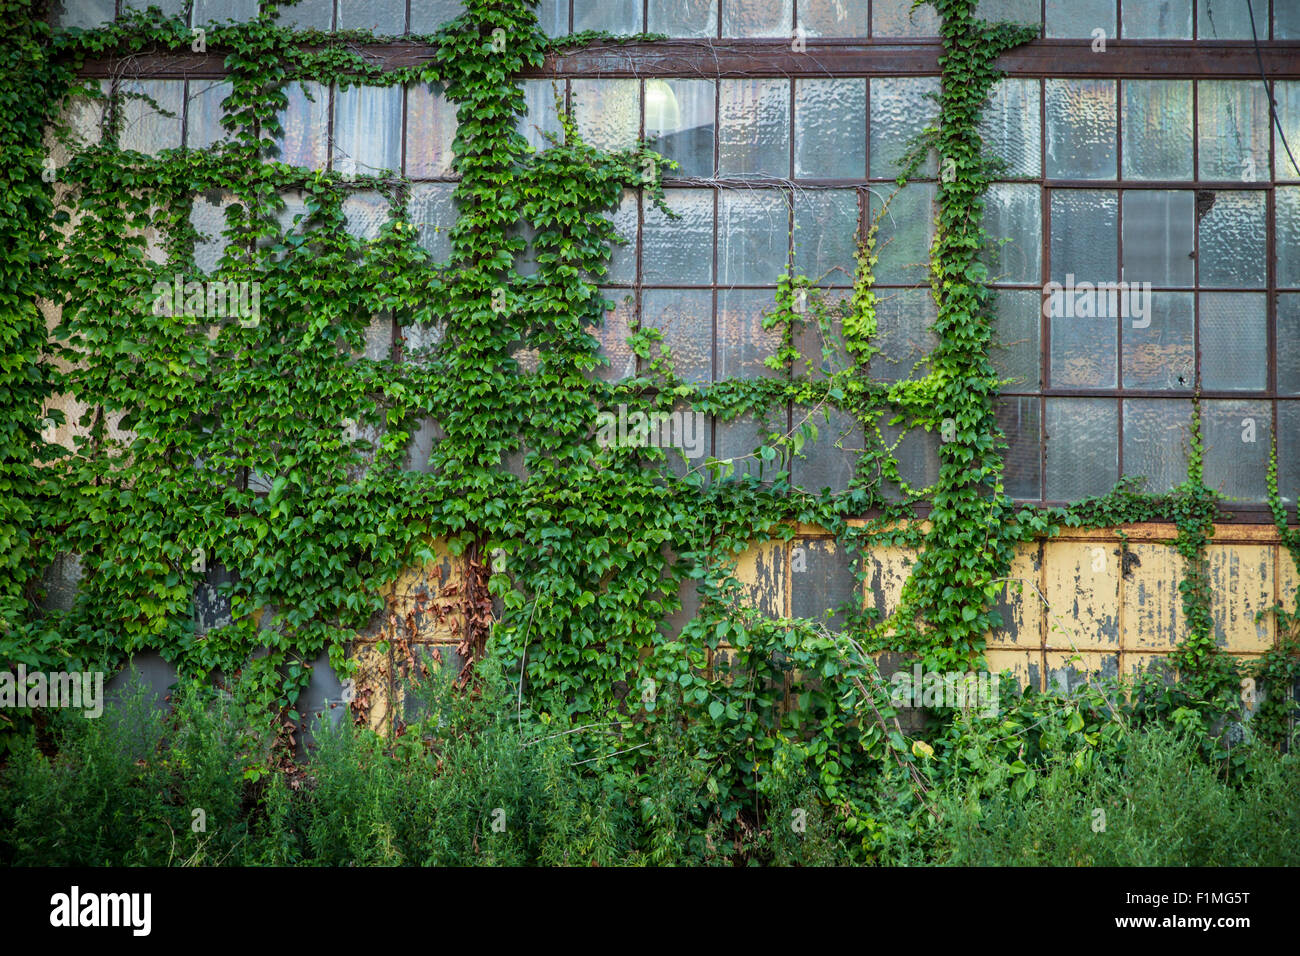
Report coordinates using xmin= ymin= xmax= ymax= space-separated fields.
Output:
xmin=1123 ymin=292 xmax=1194 ymax=390
xmin=1198 ymin=190 xmax=1266 ymax=288
xmin=1050 ymin=307 xmax=1117 ymax=388
xmin=535 ymin=0 xmax=568 ymax=36
xmin=794 ymin=190 xmax=858 ymax=284
xmin=1197 ymin=80 xmax=1269 ymax=181
xmin=118 ymin=80 xmax=184 ymax=156
xmin=333 ymin=84 xmax=401 ymax=176
xmin=1046 ymin=79 xmax=1117 ymax=180
xmin=1278 ymin=82 xmax=1300 ymax=181
xmin=722 ymin=0 xmax=792 ymax=36
xmin=574 ymin=0 xmax=643 ymax=32
xmin=338 ymin=0 xmax=404 ymax=32
xmin=1123 ymin=0 xmax=1191 ymax=38
xmin=648 ymin=0 xmax=718 ymax=37
xmin=605 ymin=190 xmax=638 ymax=285
xmin=1050 ymin=189 xmax=1118 ymax=284
xmin=1280 ymin=403 xmax=1300 ymax=505
xmin=795 ymin=79 xmax=865 ymax=179
xmin=983 ymin=182 xmax=1041 ymax=285
xmin=1202 ymin=400 xmax=1270 ymax=501
xmin=645 ymin=78 xmax=715 ymax=179
xmin=799 ymin=0 xmax=867 ymax=36
xmin=716 ymin=411 xmax=784 ymax=482
xmin=1046 ymin=0 xmax=1114 ymax=37
xmin=190 ymin=191 xmax=235 ymax=274
xmin=277 ymin=0 xmax=333 ymax=30
xmin=593 ymin=289 xmax=638 ymax=382
xmin=1279 ymin=187 xmax=1300 ymax=287
xmin=1280 ymin=3 xmax=1300 ymax=37
xmin=52 ymin=0 xmax=115 ymax=28
xmin=409 ymin=1 xmax=466 ymax=33
xmin=192 ymin=0 xmax=259 ymax=26
xmin=1045 ymin=399 xmax=1118 ymax=501
xmin=1196 ymin=0 xmax=1267 ymax=38
xmin=520 ymin=80 xmax=564 ymax=151
xmin=405 ymin=82 xmax=458 ymax=178
xmin=870 ymin=77 xmax=940 ymax=179
xmin=343 ymin=191 xmax=390 ymax=241
xmin=868 ymin=288 xmax=937 ymax=383
xmin=644 ymin=189 xmax=713 ymax=285
xmin=1123 ymin=399 xmax=1193 ymax=493
xmin=1199 ymin=292 xmax=1267 ymax=391
xmin=996 ymin=397 xmax=1041 ymax=499
xmin=794 ymin=288 xmax=850 ymax=378
xmin=718 ymin=79 xmax=789 ymax=178
xmin=872 ymin=0 xmax=940 ymax=35
xmin=1121 ymin=190 xmax=1194 ymax=287
xmin=1280 ymin=295 xmax=1300 ymax=394
xmin=643 ymin=288 xmax=713 ymax=384
xmin=410 ymin=182 xmax=457 ymax=262
xmin=977 ymin=0 xmax=1041 ymax=24
xmin=980 ymin=78 xmax=1041 ymax=178
xmin=719 ymin=289 xmax=783 ymax=379
xmin=275 ymin=81 xmax=330 ymax=169
xmin=991 ymin=289 xmax=1041 ymax=390
xmin=880 ymin=419 xmax=941 ymax=499
xmin=870 ymin=183 xmax=935 ymax=286
xmin=719 ymin=189 xmax=789 ymax=284
xmin=186 ymin=79 xmax=233 ymax=150
xmin=571 ymin=78 xmax=639 ymax=152
xmin=123 ymin=0 xmax=185 ymax=15
xmin=1122 ymin=80 xmax=1193 ymax=180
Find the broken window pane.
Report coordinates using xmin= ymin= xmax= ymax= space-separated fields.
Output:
xmin=718 ymin=79 xmax=790 ymax=179
xmin=795 ymin=79 xmax=866 ymax=179
xmin=645 ymin=78 xmax=715 ymax=178
xmin=1046 ymin=79 xmax=1117 ymax=180
xmin=1121 ymin=189 xmax=1194 ymax=287
xmin=1045 ymin=398 xmax=1118 ymax=501
xmin=1199 ymin=292 xmax=1267 ymax=391
xmin=333 ymin=84 xmax=402 ymax=176
xmin=1122 ymin=80 xmax=1193 ymax=180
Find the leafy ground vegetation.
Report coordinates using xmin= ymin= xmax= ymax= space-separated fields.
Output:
xmin=1 ymin=0 xmax=1298 ymax=865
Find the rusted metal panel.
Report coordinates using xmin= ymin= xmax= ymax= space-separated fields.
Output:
xmin=985 ymin=648 xmax=1038 ymax=694
xmin=1044 ymin=651 xmax=1120 ymax=694
xmin=734 ymin=539 xmax=787 ymax=618
xmin=1208 ymin=544 xmax=1275 ymax=652
xmin=1122 ymin=543 xmax=1188 ymax=653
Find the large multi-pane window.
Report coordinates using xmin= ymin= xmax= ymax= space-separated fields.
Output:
xmin=64 ymin=0 xmax=1300 ymax=511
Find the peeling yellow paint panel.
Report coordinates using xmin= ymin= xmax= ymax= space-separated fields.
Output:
xmin=1123 ymin=544 xmax=1188 ymax=652
xmin=1043 ymin=541 xmax=1119 ymax=650
xmin=1207 ymin=545 xmax=1274 ymax=652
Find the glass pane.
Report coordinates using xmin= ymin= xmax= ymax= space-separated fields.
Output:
xmin=794 ymin=190 xmax=858 ymax=284
xmin=980 ymin=78 xmax=1041 ymax=178
xmin=192 ymin=0 xmax=259 ymax=26
xmin=983 ymin=182 xmax=1041 ymax=285
xmin=870 ymin=77 xmax=939 ymax=179
xmin=1050 ymin=308 xmax=1117 ymax=388
xmin=799 ymin=0 xmax=867 ymax=36
xmin=406 ymin=82 xmax=458 ymax=178
xmin=571 ymin=79 xmax=639 ymax=152
xmin=996 ymin=397 xmax=1041 ymax=499
xmin=1050 ymin=189 xmax=1118 ymax=284
xmin=593 ymin=290 xmax=638 ymax=382
xmin=1199 ymin=292 xmax=1267 ymax=391
xmin=794 ymin=288 xmax=850 ymax=378
xmin=1123 ymin=292 xmax=1194 ymax=390
xmin=718 ymin=189 xmax=789 ymax=284
xmin=605 ymin=190 xmax=638 ymax=285
xmin=644 ymin=189 xmax=713 ymax=285
xmin=1279 ymin=187 xmax=1300 ymax=287
xmin=872 ymin=0 xmax=939 ymax=34
xmin=791 ymin=407 xmax=860 ymax=493
xmin=1198 ymin=190 xmax=1266 ymax=288
xmin=642 ymin=288 xmax=713 ymax=384
xmin=337 ymin=0 xmax=404 ymax=32
xmin=277 ymin=0 xmax=333 ymax=30
xmin=574 ymin=0 xmax=643 ymax=32
xmin=1045 ymin=398 xmax=1118 ymax=501
xmin=343 ymin=191 xmax=390 ymax=241
xmin=535 ymin=0 xmax=568 ymax=36
xmin=275 ymin=81 xmax=330 ymax=169
xmin=520 ymin=80 xmax=564 ymax=151
xmin=123 ymin=0 xmax=185 ymax=14
xmin=1279 ymin=403 xmax=1300 ymax=505
xmin=718 ymin=290 xmax=782 ymax=379
xmin=1121 ymin=190 xmax=1195 ymax=287
xmin=1045 ymin=79 xmax=1117 ymax=180
xmin=716 ymin=410 xmax=784 ymax=482
xmin=1197 ymin=80 xmax=1269 ymax=181
xmin=1123 ymin=399 xmax=1193 ymax=493
xmin=52 ymin=0 xmax=115 ymax=27
xmin=870 ymin=183 xmax=935 ymax=286
xmin=333 ymin=84 xmax=402 ymax=176
xmin=1196 ymin=0 xmax=1267 ymax=38
xmin=1122 ymin=80 xmax=1193 ymax=180
xmin=1278 ymin=82 xmax=1300 ymax=181
xmin=977 ymin=0 xmax=1042 ymax=24
xmin=118 ymin=80 xmax=184 ymax=156
xmin=795 ymin=79 xmax=866 ymax=179
xmin=992 ymin=289 xmax=1041 ymax=390
xmin=868 ymin=288 xmax=937 ymax=383
xmin=1202 ymin=400 xmax=1270 ymax=501
xmin=1280 ymin=3 xmax=1300 ymax=38
xmin=880 ymin=419 xmax=940 ymax=498
xmin=1123 ymin=0 xmax=1192 ymax=38
xmin=718 ymin=79 xmax=789 ymax=179
xmin=186 ymin=79 xmax=233 ymax=150
xmin=410 ymin=182 xmax=457 ymax=262
xmin=722 ymin=0 xmax=792 ymax=36
xmin=648 ymin=0 xmax=718 ymax=37
xmin=1046 ymin=0 xmax=1114 ymax=37
xmin=1280 ymin=294 xmax=1300 ymax=394
xmin=410 ymin=1 xmax=466 ymax=33
xmin=191 ymin=191 xmax=235 ymax=274
xmin=645 ymin=78 xmax=715 ymax=179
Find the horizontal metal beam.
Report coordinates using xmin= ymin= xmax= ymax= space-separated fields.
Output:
xmin=77 ymin=38 xmax=1300 ymax=80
